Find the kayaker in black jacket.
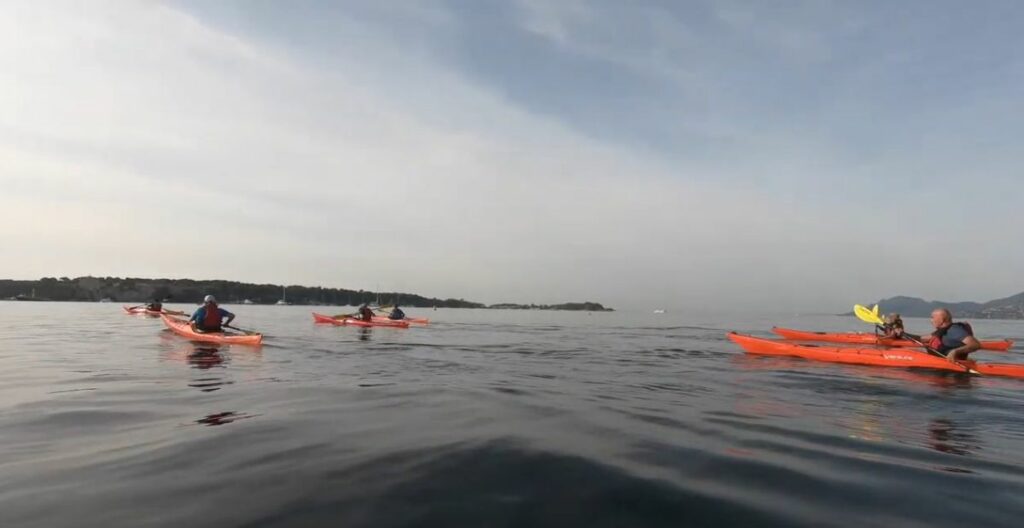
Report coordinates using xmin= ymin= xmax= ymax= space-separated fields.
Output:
xmin=924 ymin=308 xmax=981 ymax=360
xmin=388 ymin=305 xmax=406 ymax=320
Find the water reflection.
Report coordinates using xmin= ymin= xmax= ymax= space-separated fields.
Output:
xmin=928 ymin=418 xmax=977 ymax=457
xmin=195 ymin=411 xmax=255 ymax=427
xmin=732 ymin=354 xmax=975 ymax=390
xmin=358 ymin=327 xmax=372 ymax=342
xmin=187 ymin=345 xmax=226 ymax=370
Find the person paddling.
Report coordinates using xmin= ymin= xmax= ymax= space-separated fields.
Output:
xmin=357 ymin=303 xmax=375 ymax=322
xmin=388 ymin=304 xmax=406 ymax=321
xmin=189 ymin=295 xmax=235 ymax=333
xmin=146 ymin=298 xmax=163 ymax=312
xmin=923 ymin=308 xmax=981 ymax=360
xmin=879 ymin=313 xmax=905 ymax=339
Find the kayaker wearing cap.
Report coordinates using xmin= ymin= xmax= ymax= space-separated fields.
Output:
xmin=923 ymin=308 xmax=980 ymax=360
xmin=388 ymin=305 xmax=406 ymax=321
xmin=357 ymin=303 xmax=374 ymax=322
xmin=880 ymin=313 xmax=904 ymax=339
xmin=189 ymin=295 xmax=235 ymax=333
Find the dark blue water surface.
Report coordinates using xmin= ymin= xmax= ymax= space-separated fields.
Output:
xmin=2 ymin=302 xmax=1024 ymax=527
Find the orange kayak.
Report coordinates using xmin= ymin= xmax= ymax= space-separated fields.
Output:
xmin=772 ymin=327 xmax=1013 ymax=352
xmin=312 ymin=312 xmax=410 ymax=328
xmin=729 ymin=332 xmax=1024 ymax=378
xmin=160 ymin=315 xmax=263 ymax=346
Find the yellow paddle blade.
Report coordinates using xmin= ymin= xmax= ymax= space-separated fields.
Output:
xmin=854 ymin=304 xmax=884 ymax=325
xmin=872 ymin=304 xmax=880 ymax=316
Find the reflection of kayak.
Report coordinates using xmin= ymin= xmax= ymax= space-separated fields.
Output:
xmin=372 ymin=315 xmax=428 ymax=323
xmin=772 ymin=327 xmax=1013 ymax=351
xmin=729 ymin=332 xmax=1024 ymax=379
xmin=312 ymin=312 xmax=409 ymax=328
xmin=161 ymin=315 xmax=263 ymax=346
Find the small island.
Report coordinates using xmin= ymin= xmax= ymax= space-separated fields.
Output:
xmin=487 ymin=302 xmax=613 ymax=312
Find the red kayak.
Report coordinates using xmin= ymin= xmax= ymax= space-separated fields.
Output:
xmin=729 ymin=332 xmax=1024 ymax=379
xmin=772 ymin=327 xmax=1013 ymax=352
xmin=123 ymin=305 xmax=185 ymax=317
xmin=312 ymin=312 xmax=410 ymax=328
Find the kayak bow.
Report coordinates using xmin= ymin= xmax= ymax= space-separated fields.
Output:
xmin=729 ymin=332 xmax=1024 ymax=379
xmin=772 ymin=327 xmax=1013 ymax=351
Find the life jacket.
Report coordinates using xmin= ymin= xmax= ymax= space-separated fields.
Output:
xmin=203 ymin=305 xmax=222 ymax=330
xmin=928 ymin=322 xmax=973 ymax=351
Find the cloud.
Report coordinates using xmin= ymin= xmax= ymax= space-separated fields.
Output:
xmin=1 ymin=1 xmax=1021 ymax=311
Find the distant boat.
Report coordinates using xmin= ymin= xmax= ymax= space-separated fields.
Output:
xmin=653 ymin=309 xmax=666 ymax=314
xmin=15 ymin=289 xmax=49 ymax=301
xmin=99 ymin=297 xmax=113 ymax=303
xmin=276 ymin=285 xmax=289 ymax=305
xmin=242 ymin=299 xmax=255 ymax=305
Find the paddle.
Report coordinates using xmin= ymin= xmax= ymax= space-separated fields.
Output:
xmin=224 ymin=324 xmax=260 ymax=335
xmin=854 ymin=304 xmax=978 ymax=374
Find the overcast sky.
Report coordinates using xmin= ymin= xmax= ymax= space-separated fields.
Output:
xmin=2 ymin=1 xmax=1022 ymax=311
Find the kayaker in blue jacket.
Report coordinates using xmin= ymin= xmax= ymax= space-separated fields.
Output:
xmin=388 ymin=305 xmax=406 ymax=320
xmin=924 ymin=308 xmax=981 ymax=360
xmin=190 ymin=295 xmax=235 ymax=333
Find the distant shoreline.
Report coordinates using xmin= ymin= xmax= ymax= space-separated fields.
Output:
xmin=848 ymin=292 xmax=1024 ymax=320
xmin=0 ymin=276 xmax=613 ymax=312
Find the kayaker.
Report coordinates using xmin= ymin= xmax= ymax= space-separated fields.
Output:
xmin=189 ymin=295 xmax=235 ymax=333
xmin=924 ymin=309 xmax=981 ymax=360
xmin=146 ymin=299 xmax=163 ymax=312
xmin=880 ymin=313 xmax=904 ymax=339
xmin=388 ymin=305 xmax=406 ymax=321
xmin=357 ymin=303 xmax=374 ymax=322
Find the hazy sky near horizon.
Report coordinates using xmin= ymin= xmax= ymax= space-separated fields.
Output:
xmin=2 ymin=1 xmax=1022 ymax=311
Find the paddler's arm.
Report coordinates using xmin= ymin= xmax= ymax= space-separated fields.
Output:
xmin=223 ymin=309 xmax=235 ymax=327
xmin=948 ymin=336 xmax=981 ymax=360
xmin=189 ymin=308 xmax=202 ymax=330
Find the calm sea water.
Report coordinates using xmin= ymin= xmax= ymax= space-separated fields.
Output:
xmin=2 ymin=302 xmax=1024 ymax=527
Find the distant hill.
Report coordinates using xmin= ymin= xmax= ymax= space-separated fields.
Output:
xmin=865 ymin=292 xmax=1024 ymax=320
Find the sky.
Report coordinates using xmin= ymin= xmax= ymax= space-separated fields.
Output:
xmin=1 ymin=0 xmax=1022 ymax=312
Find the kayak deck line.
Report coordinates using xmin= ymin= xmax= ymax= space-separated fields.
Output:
xmin=771 ymin=326 xmax=1013 ymax=352
xmin=371 ymin=315 xmax=429 ymax=325
xmin=160 ymin=315 xmax=263 ymax=346
xmin=729 ymin=332 xmax=1024 ymax=379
